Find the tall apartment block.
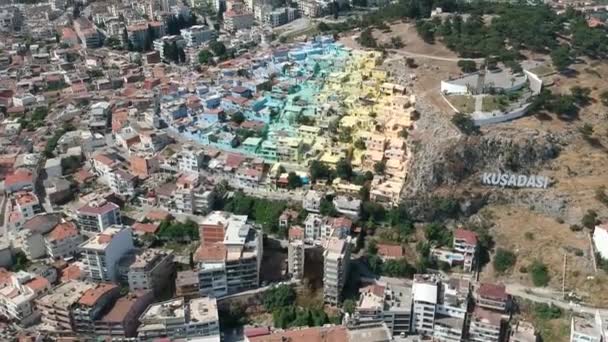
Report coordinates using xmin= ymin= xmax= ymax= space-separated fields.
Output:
xmin=80 ymin=226 xmax=134 ymax=282
xmin=195 ymin=211 xmax=263 ymax=297
xmin=288 ymin=240 xmax=305 ymax=279
xmin=354 ymin=281 xmax=412 ymax=336
xmin=411 ymin=274 xmax=471 ymax=342
xmin=323 ymin=236 xmax=351 ymax=305
xmin=76 ymin=200 xmax=121 ymax=232
xmin=138 ymin=297 xmax=220 ymax=340
xmin=117 ymin=249 xmax=175 ymax=298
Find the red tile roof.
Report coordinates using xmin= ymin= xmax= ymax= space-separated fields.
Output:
xmin=361 ymin=283 xmax=386 ymax=298
xmin=60 ymin=264 xmax=83 ymax=282
xmin=78 ymin=283 xmax=118 ymax=306
xmin=289 ymin=226 xmax=304 ymax=240
xmin=73 ymin=169 xmax=95 ymax=184
xmin=248 ymin=326 xmax=348 ymax=342
xmin=47 ymin=222 xmax=79 ymax=241
xmin=5 ymin=169 xmax=33 ymax=187
xmin=477 ymin=283 xmax=508 ymax=301
xmin=0 ymin=268 xmax=12 ymax=287
xmin=195 ymin=244 xmax=226 ymax=262
xmin=146 ymin=210 xmax=171 ymax=221
xmin=25 ymin=276 xmax=49 ymax=293
xmin=133 ymin=222 xmax=159 ymax=234
xmin=454 ymin=228 xmax=478 ymax=245
xmin=244 ymin=327 xmax=270 ymax=338
xmin=376 ymin=243 xmax=404 ymax=259
xmin=77 ymin=201 xmax=119 ymax=215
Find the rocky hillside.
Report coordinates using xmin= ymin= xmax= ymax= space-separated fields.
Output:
xmin=404 ymin=101 xmax=566 ymax=212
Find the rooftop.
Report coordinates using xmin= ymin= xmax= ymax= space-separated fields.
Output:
xmin=78 ymin=283 xmax=118 ymax=307
xmin=101 ymin=291 xmax=150 ymax=323
xmin=189 ymin=297 xmax=218 ymax=324
xmin=477 ymin=282 xmax=508 ymax=301
xmin=36 ymin=280 xmax=94 ymax=308
xmin=46 ymin=222 xmax=78 ymax=241
xmin=77 ymin=200 xmax=119 ymax=216
xmin=80 ymin=226 xmax=128 ymax=251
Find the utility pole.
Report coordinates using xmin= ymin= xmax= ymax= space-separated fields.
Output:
xmin=562 ymin=253 xmax=567 ymax=299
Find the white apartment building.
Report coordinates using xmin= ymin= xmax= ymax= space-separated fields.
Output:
xmin=36 ymin=280 xmax=95 ymax=332
xmin=304 ymin=213 xmax=324 ymax=241
xmin=138 ymin=297 xmax=220 ymax=340
xmin=332 ymin=195 xmax=361 ymax=219
xmin=153 ymin=35 xmax=186 ymax=60
xmin=288 ymin=240 xmax=305 ymax=279
xmin=593 ymin=223 xmax=608 ymax=260
xmin=224 ymin=11 xmax=255 ymax=32
xmin=323 ymin=237 xmax=351 ymax=305
xmin=411 ymin=274 xmax=470 ymax=341
xmin=12 ymin=191 xmax=42 ymax=220
xmin=117 ymin=249 xmax=174 ymax=297
xmin=44 ymin=222 xmax=83 ymax=259
xmin=195 ymin=212 xmax=263 ymax=297
xmin=570 ymin=314 xmax=603 ymax=342
xmin=0 ymin=271 xmax=49 ymax=325
xmin=108 ymin=169 xmax=137 ymax=197
xmin=354 ymin=282 xmax=412 ymax=336
xmin=77 ymin=200 xmax=122 ymax=232
xmin=181 ymin=25 xmax=216 ymax=47
xmin=177 ymin=145 xmax=206 ymax=172
xmin=453 ymin=228 xmax=478 ymax=272
xmin=303 ymin=190 xmax=323 ymax=213
xmin=469 ymin=307 xmax=503 ymax=342
xmin=80 ymin=226 xmax=134 ymax=282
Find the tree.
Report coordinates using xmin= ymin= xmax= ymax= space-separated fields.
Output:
xmin=582 ymin=209 xmax=598 ymax=229
xmin=231 ymin=112 xmax=245 ymax=124
xmin=367 ymin=240 xmax=378 ymax=255
xmin=177 ymin=47 xmax=186 ymax=64
xmin=373 ymin=160 xmax=386 ymax=175
xmin=210 ymin=40 xmax=227 ymax=57
xmin=12 ymin=251 xmax=30 ymax=272
xmin=425 ymin=223 xmax=452 ymax=247
xmin=309 ymin=160 xmax=332 ymax=182
xmin=390 ymin=36 xmax=404 ymax=48
xmin=198 ymin=50 xmax=213 ymax=65
xmin=600 ymin=91 xmax=608 ymax=107
xmin=493 ymin=248 xmax=517 ymax=273
xmin=530 ymin=260 xmax=550 ymax=286
xmin=570 ymin=86 xmax=591 ymax=106
xmin=264 ymin=285 xmax=296 ymax=311
xmin=287 ymin=172 xmax=302 ymax=189
xmin=318 ymin=22 xmax=330 ymax=32
xmin=357 ymin=28 xmax=377 ymax=48
xmin=335 ymin=158 xmax=353 ymax=180
xmin=578 ymin=123 xmax=594 ymax=141
xmin=551 ymin=45 xmax=572 ymax=72
xmin=415 ymin=20 xmax=435 ymax=44
xmin=343 ymin=299 xmax=356 ymax=314
xmin=320 ymin=198 xmax=339 ymax=217
xmin=451 ymin=112 xmax=479 ymax=135
xmin=457 ymin=60 xmax=477 ymax=73
xmin=354 ymin=138 xmax=366 ymax=150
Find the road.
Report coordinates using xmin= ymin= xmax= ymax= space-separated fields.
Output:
xmin=387 ymin=48 xmax=485 ymax=63
xmin=505 ymin=282 xmax=608 ymax=316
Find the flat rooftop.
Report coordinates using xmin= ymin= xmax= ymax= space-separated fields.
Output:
xmin=80 ymin=226 xmax=126 ymax=251
xmin=140 ymin=298 xmax=186 ymax=324
xmin=189 ymin=297 xmax=218 ymax=324
xmin=37 ymin=280 xmax=94 ymax=308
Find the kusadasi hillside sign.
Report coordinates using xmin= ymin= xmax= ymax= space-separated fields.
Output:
xmin=481 ymin=172 xmax=550 ymax=189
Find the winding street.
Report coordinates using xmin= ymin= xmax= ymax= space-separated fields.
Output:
xmin=505 ymin=282 xmax=608 ymax=316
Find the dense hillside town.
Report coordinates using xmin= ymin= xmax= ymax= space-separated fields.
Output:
xmin=1 ymin=0 xmax=608 ymax=341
